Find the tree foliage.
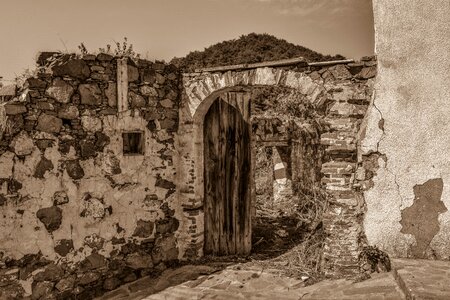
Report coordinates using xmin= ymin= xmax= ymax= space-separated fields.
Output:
xmin=171 ymin=33 xmax=345 ymax=71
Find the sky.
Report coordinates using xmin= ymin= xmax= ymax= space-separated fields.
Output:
xmin=0 ymin=0 xmax=374 ymax=81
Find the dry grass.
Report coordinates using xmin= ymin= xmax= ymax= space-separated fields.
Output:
xmin=287 ymin=188 xmax=328 ymax=282
xmin=292 ymin=188 xmax=329 ymax=231
xmin=273 ymin=227 xmax=325 ymax=281
xmin=249 ymin=187 xmax=329 ymax=283
xmin=247 ymin=225 xmax=325 ymax=284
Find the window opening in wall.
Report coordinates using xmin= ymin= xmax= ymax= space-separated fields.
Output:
xmin=123 ymin=131 xmax=144 ymax=155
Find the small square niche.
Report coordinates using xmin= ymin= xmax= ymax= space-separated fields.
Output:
xmin=123 ymin=131 xmax=144 ymax=155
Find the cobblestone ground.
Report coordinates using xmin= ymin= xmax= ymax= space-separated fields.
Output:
xmin=97 ymin=259 xmax=450 ymax=300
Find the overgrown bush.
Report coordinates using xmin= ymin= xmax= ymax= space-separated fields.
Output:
xmin=282 ymin=225 xmax=326 ymax=282
xmin=293 ymin=187 xmax=329 ymax=231
xmin=251 ymin=86 xmax=318 ymax=121
xmin=172 ymin=33 xmax=345 ymax=71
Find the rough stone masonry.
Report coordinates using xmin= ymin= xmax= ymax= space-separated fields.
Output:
xmin=0 ymin=52 xmax=378 ymax=298
xmin=0 ymin=53 xmax=181 ymax=299
xmin=180 ymin=58 xmax=377 ymax=277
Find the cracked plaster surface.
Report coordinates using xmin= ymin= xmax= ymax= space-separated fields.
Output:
xmin=363 ymin=0 xmax=450 ymax=258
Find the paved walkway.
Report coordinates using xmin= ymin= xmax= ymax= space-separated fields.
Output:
xmin=97 ymin=259 xmax=450 ymax=300
xmin=142 ymin=267 xmax=404 ymax=300
xmin=393 ymin=259 xmax=450 ymax=300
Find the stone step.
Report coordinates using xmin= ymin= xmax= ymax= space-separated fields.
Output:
xmin=392 ymin=259 xmax=450 ymax=300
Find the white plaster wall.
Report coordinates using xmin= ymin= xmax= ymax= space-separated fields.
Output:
xmin=364 ymin=0 xmax=450 ymax=258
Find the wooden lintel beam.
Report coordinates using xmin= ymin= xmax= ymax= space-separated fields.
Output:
xmin=307 ymin=59 xmax=355 ymax=67
xmin=194 ymin=57 xmax=307 ymax=73
xmin=191 ymin=58 xmax=356 ymax=74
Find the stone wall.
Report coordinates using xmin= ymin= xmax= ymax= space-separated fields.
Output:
xmin=291 ymin=123 xmax=322 ymax=198
xmin=362 ymin=0 xmax=450 ymax=259
xmin=317 ymin=59 xmax=376 ymax=277
xmin=0 ymin=84 xmax=16 ymax=103
xmin=0 ymin=53 xmax=181 ymax=299
xmin=181 ymin=58 xmax=377 ymax=277
xmin=0 ymin=51 xmax=379 ymax=298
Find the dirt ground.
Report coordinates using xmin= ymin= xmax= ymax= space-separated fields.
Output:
xmin=191 ymin=206 xmax=325 ymax=286
xmin=251 ymin=214 xmax=305 ymax=259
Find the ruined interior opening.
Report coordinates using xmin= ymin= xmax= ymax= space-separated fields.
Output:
xmin=254 ymin=145 xmax=294 ymax=207
xmin=252 ymin=144 xmax=306 ymax=259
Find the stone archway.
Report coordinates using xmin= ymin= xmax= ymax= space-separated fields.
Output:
xmin=179 ymin=68 xmax=322 ymax=221
xmin=177 ymin=61 xmax=376 ymax=277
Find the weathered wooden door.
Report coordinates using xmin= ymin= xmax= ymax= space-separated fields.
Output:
xmin=204 ymin=93 xmax=252 ymax=255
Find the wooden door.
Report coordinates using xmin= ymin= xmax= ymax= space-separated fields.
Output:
xmin=204 ymin=93 xmax=252 ymax=255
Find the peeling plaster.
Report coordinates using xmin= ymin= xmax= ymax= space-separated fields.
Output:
xmin=400 ymin=178 xmax=447 ymax=258
xmin=363 ymin=0 xmax=450 ymax=258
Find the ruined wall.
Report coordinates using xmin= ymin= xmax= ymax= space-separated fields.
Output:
xmin=252 ymin=117 xmax=322 ymax=215
xmin=182 ymin=58 xmax=377 ymax=277
xmin=271 ymin=146 xmax=294 ymax=210
xmin=312 ymin=59 xmax=376 ymax=277
xmin=253 ymin=118 xmax=300 ymax=214
xmin=362 ymin=0 xmax=450 ymax=259
xmin=291 ymin=124 xmax=322 ymax=198
xmin=0 ymin=53 xmax=181 ymax=299
xmin=0 ymin=51 xmax=380 ymax=298
xmin=0 ymin=84 xmax=16 ymax=103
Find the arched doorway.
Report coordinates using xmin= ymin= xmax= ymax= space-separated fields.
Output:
xmin=180 ymin=63 xmax=375 ymax=276
xmin=203 ymin=94 xmax=252 ymax=255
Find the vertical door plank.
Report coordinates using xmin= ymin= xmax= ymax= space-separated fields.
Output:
xmin=233 ymin=92 xmax=239 ymax=254
xmin=204 ymin=100 xmax=220 ymax=254
xmin=218 ymin=99 xmax=226 ymax=255
xmin=244 ymin=93 xmax=252 ymax=254
xmin=203 ymin=104 xmax=211 ymax=254
xmin=220 ymin=98 xmax=227 ymax=254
